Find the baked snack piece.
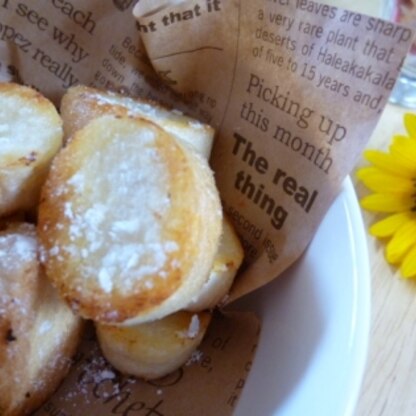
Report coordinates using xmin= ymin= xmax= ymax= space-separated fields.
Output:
xmin=0 ymin=223 xmax=83 ymax=416
xmin=96 ymin=311 xmax=211 ymax=380
xmin=38 ymin=115 xmax=222 ymax=325
xmin=95 ymin=217 xmax=241 ymax=380
xmin=60 ymin=85 xmax=214 ymax=158
xmin=0 ymin=83 xmax=63 ymax=217
xmin=186 ymin=216 xmax=244 ymax=311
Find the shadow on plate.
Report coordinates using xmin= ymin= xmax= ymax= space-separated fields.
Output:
xmin=231 ymin=255 xmax=325 ymax=416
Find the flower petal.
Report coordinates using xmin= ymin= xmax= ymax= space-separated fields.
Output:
xmin=392 ymin=134 xmax=416 ymax=152
xmin=363 ymin=150 xmax=415 ymax=178
xmin=400 ymin=245 xmax=416 ymax=279
xmin=385 ymin=220 xmax=416 ymax=263
xmin=360 ymin=193 xmax=415 ymax=212
xmin=356 ymin=166 xmax=414 ymax=193
xmin=369 ymin=212 xmax=415 ymax=237
xmin=404 ymin=113 xmax=416 ymax=138
xmin=390 ymin=136 xmax=416 ymax=170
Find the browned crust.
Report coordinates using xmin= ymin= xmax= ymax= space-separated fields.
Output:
xmin=38 ymin=116 xmax=222 ymax=324
xmin=0 ymin=82 xmax=52 ymax=109
xmin=60 ymin=85 xmax=215 ymax=158
xmin=61 ymin=84 xmax=212 ymax=136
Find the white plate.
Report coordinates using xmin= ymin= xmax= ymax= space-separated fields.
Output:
xmin=234 ymin=177 xmax=371 ymax=416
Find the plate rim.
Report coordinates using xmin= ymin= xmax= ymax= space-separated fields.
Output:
xmin=234 ymin=176 xmax=371 ymax=416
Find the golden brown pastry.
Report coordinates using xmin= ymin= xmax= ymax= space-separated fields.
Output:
xmin=186 ymin=216 xmax=244 ymax=311
xmin=0 ymin=83 xmax=63 ymax=217
xmin=38 ymin=115 xmax=222 ymax=325
xmin=96 ymin=311 xmax=211 ymax=380
xmin=60 ymin=85 xmax=214 ymax=158
xmin=0 ymin=223 xmax=83 ymax=416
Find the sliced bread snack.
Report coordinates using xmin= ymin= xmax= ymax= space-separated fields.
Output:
xmin=38 ymin=115 xmax=223 ymax=325
xmin=186 ymin=216 xmax=244 ymax=311
xmin=60 ymin=85 xmax=214 ymax=158
xmin=0 ymin=83 xmax=63 ymax=217
xmin=95 ymin=218 xmax=242 ymax=380
xmin=96 ymin=310 xmax=211 ymax=380
xmin=0 ymin=223 xmax=83 ymax=416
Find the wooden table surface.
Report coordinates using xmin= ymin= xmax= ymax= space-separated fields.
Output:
xmin=354 ymin=104 xmax=416 ymax=416
xmin=324 ymin=0 xmax=416 ymax=415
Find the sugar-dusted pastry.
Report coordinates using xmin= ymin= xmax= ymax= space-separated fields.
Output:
xmin=0 ymin=83 xmax=63 ymax=217
xmin=186 ymin=216 xmax=244 ymax=311
xmin=0 ymin=223 xmax=83 ymax=416
xmin=96 ymin=311 xmax=211 ymax=380
xmin=60 ymin=85 xmax=214 ymax=158
xmin=38 ymin=115 xmax=222 ymax=325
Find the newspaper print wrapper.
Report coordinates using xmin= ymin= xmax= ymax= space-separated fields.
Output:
xmin=134 ymin=0 xmax=413 ymax=299
xmin=0 ymin=0 xmax=412 ymax=415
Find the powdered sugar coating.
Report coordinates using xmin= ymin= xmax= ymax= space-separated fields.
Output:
xmin=46 ymin=125 xmax=178 ymax=294
xmin=0 ymin=231 xmax=37 ymax=273
xmin=187 ymin=314 xmax=200 ymax=339
xmin=0 ymin=226 xmax=38 ymax=318
xmin=0 ymin=97 xmax=61 ymax=159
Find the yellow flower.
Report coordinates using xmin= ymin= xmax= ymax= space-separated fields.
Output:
xmin=357 ymin=113 xmax=416 ymax=279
